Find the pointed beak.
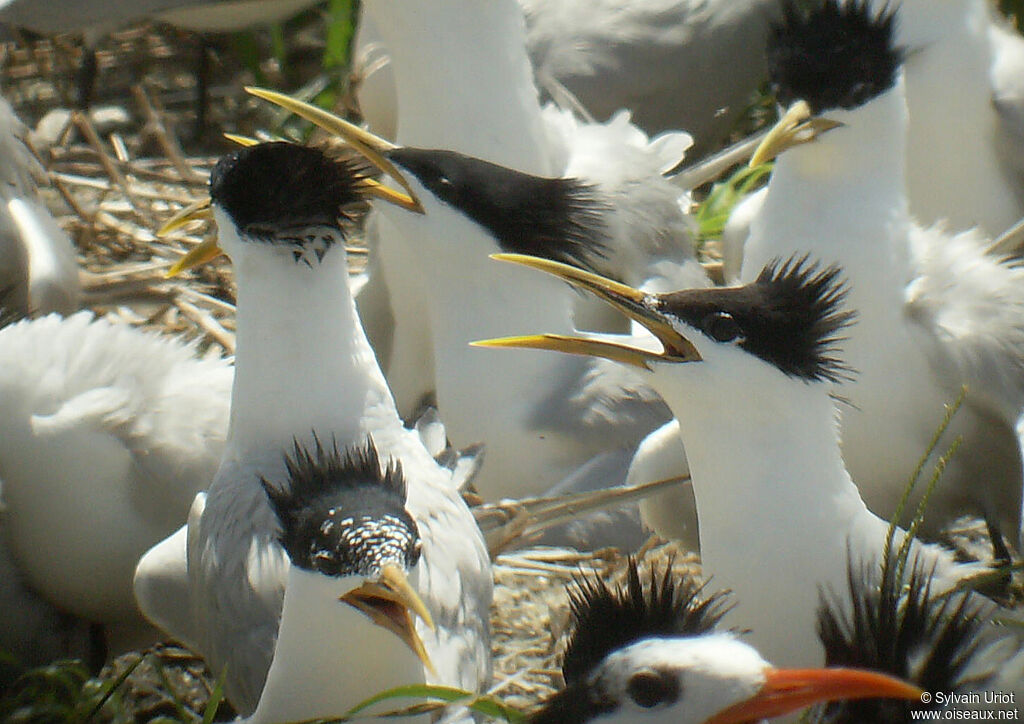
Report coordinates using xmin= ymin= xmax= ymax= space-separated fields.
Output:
xmin=748 ymin=100 xmax=845 ymax=167
xmin=245 ymin=86 xmax=424 ymax=214
xmin=159 ymin=200 xmax=225 ymax=278
xmin=704 ymin=667 xmax=925 ymax=724
xmin=470 ymin=253 xmax=701 ymax=370
xmin=340 ymin=563 xmax=436 ymax=674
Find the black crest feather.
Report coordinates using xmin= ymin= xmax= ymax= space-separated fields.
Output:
xmin=812 ymin=547 xmax=995 ymax=723
xmin=386 ymin=148 xmax=610 ymax=272
xmin=210 ymin=142 xmax=367 ymax=238
xmin=560 ymin=558 xmax=731 ymax=685
xmin=768 ymin=0 xmax=903 ymax=113
xmin=656 ymin=255 xmax=855 ymax=382
xmin=261 ymin=435 xmax=420 ymax=576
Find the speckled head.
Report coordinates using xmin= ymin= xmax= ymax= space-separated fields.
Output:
xmin=768 ymin=0 xmax=903 ymax=113
xmin=209 ymin=142 xmax=367 ymax=249
xmin=262 ymin=436 xmax=421 ymax=578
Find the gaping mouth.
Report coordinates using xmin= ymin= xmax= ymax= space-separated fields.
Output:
xmin=339 ymin=563 xmax=436 ymax=673
xmin=470 ymin=253 xmax=702 ymax=370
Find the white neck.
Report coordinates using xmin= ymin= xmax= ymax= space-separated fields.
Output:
xmin=224 ymin=217 xmax=398 ymax=467
xmin=363 ymin=0 xmax=555 ymax=175
xmin=651 ymin=362 xmax=878 ymax=668
xmin=885 ymin=0 xmax=1021 ymax=234
xmin=247 ymin=567 xmax=428 ymax=723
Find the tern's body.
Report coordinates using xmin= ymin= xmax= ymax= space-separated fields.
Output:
xmin=742 ymin=2 xmax=1024 ymax=547
xmin=135 ymin=144 xmax=491 ymax=715
xmin=355 ymin=0 xmax=702 ymax=431
xmin=0 ymin=311 xmax=231 ymax=664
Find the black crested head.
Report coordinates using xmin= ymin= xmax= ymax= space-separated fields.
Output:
xmin=768 ymin=0 xmax=903 ymax=113
xmin=560 ymin=559 xmax=731 ymax=686
xmin=262 ymin=435 xmax=421 ymax=577
xmin=209 ymin=142 xmax=367 ymax=242
xmin=812 ymin=547 xmax=994 ymax=723
xmin=386 ymin=147 xmax=610 ymax=272
xmin=654 ymin=255 xmax=854 ymax=383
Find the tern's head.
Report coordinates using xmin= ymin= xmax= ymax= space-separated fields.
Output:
xmin=262 ymin=436 xmax=434 ymax=669
xmin=750 ymin=0 xmax=904 ymax=166
xmin=243 ymin=88 xmax=611 ymax=273
xmin=533 ymin=633 xmax=922 ymax=724
xmin=812 ymin=547 xmax=998 ymax=723
xmin=473 ymin=254 xmax=854 ymax=408
xmin=162 ymin=142 xmax=369 ymax=274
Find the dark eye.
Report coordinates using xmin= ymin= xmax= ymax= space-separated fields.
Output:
xmin=703 ymin=311 xmax=743 ymax=343
xmin=626 ymin=670 xmax=679 ymax=708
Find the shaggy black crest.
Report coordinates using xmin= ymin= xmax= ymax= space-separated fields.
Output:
xmin=210 ymin=142 xmax=367 ymax=240
xmin=560 ymin=559 xmax=731 ymax=685
xmin=768 ymin=0 xmax=903 ymax=113
xmin=386 ymin=148 xmax=610 ymax=272
xmin=812 ymin=547 xmax=994 ymax=723
xmin=261 ymin=436 xmax=421 ymax=577
xmin=656 ymin=255 xmax=855 ymax=382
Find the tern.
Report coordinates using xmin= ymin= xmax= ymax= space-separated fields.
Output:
xmin=529 ymin=559 xmax=925 ymax=723
xmin=741 ymin=0 xmax=1024 ymax=551
xmin=812 ymin=544 xmax=1024 ymax=721
xmin=0 ymin=94 xmax=79 ymax=316
xmin=0 ymin=310 xmax=232 ymax=667
xmin=243 ymin=90 xmax=703 ymax=514
xmin=134 ymin=141 xmax=491 ymax=715
xmin=355 ymin=0 xmax=780 ymax=160
xmin=879 ymin=0 xmax=1024 ymax=238
xmin=352 ymin=0 xmax=702 ymax=418
xmin=246 ymin=437 xmax=435 ymax=724
xmin=473 ymin=253 xmax=993 ymax=670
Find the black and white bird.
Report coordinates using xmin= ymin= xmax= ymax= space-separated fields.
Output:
xmin=244 ymin=90 xmax=697 ymax=520
xmin=246 ymin=437 xmax=435 ymax=723
xmin=134 ymin=142 xmax=491 ymax=715
xmin=741 ymin=0 xmax=1024 ymax=552
xmin=529 ymin=559 xmax=925 ymax=724
xmin=474 ymin=253 xmax=996 ymax=671
xmin=812 ymin=542 xmax=1024 ymax=722
xmin=350 ymin=0 xmax=702 ymax=419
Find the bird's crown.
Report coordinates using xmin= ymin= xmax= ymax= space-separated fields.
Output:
xmin=768 ymin=0 xmax=903 ymax=113
xmin=386 ymin=147 xmax=611 ymax=272
xmin=210 ymin=142 xmax=367 ymax=239
xmin=655 ymin=255 xmax=854 ymax=383
xmin=262 ymin=435 xmax=420 ymax=577
xmin=560 ymin=559 xmax=731 ymax=685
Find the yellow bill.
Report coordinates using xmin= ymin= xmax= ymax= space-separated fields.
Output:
xmin=340 ymin=563 xmax=436 ymax=673
xmin=245 ymin=86 xmax=424 ymax=214
xmin=749 ymin=100 xmax=845 ymax=167
xmin=485 ymin=253 xmax=702 ymax=364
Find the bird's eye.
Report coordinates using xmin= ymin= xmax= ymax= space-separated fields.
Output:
xmin=703 ymin=311 xmax=743 ymax=343
xmin=438 ymin=176 xmax=453 ymax=187
xmin=626 ymin=669 xmax=679 ymax=708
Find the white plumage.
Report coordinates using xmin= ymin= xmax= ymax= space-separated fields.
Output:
xmin=135 ymin=143 xmax=491 ymax=715
xmin=0 ymin=311 xmax=231 ymax=664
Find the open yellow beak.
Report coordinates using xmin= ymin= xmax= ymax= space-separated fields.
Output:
xmin=471 ymin=253 xmax=701 ymax=370
xmin=158 ymin=200 xmax=225 ymax=278
xmin=749 ymin=100 xmax=845 ymax=167
xmin=245 ymin=86 xmax=424 ymax=214
xmin=705 ymin=666 xmax=924 ymax=724
xmin=340 ymin=563 xmax=436 ymax=674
